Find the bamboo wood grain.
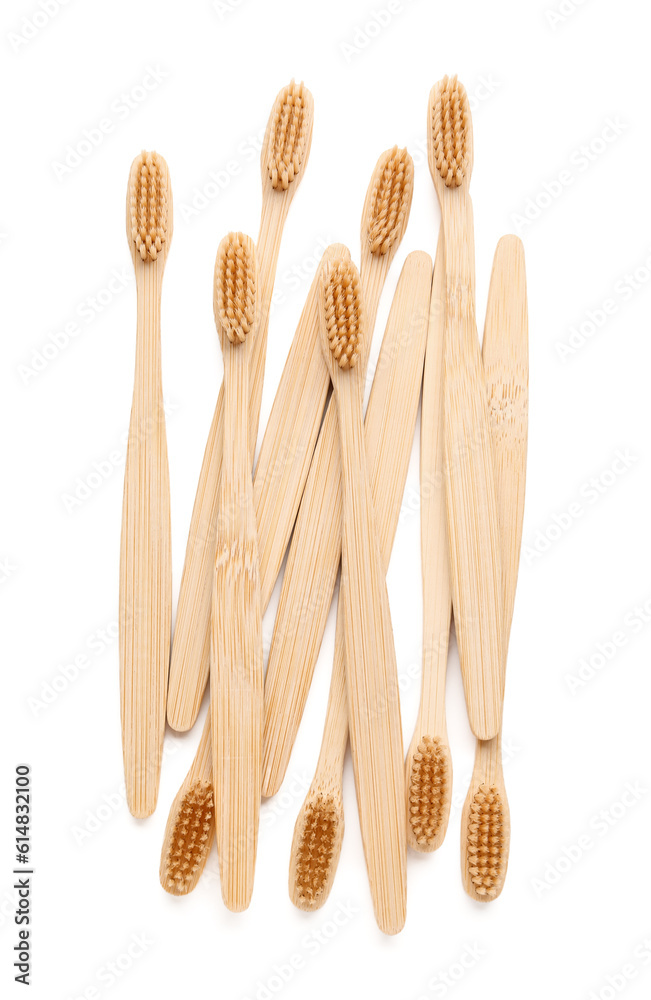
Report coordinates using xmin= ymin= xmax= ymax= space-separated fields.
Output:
xmin=210 ymin=234 xmax=263 ymax=912
xmin=262 ymin=147 xmax=414 ymax=797
xmin=405 ymin=231 xmax=454 ymax=852
xmin=253 ymin=243 xmax=349 ymax=609
xmin=428 ymin=77 xmax=504 ymax=741
xmin=167 ymin=83 xmax=314 ymax=732
xmin=289 ymin=251 xmax=431 ymax=912
xmin=161 ymin=252 xmax=431 ymax=904
xmin=159 ymin=712 xmax=214 ymax=895
xmin=320 ymin=257 xmax=406 ymax=936
xmin=158 ymin=248 xmax=345 ymax=895
xmin=461 ymin=235 xmax=528 ymax=900
xmin=119 ymin=152 xmax=173 ymax=819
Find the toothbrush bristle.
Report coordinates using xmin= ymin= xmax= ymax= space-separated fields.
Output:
xmin=294 ymin=794 xmax=339 ymax=908
xmin=366 ymin=146 xmax=414 ymax=255
xmin=322 ymin=259 xmax=363 ymax=370
xmin=161 ymin=780 xmax=214 ymax=895
xmin=214 ymin=232 xmax=257 ymax=345
xmin=267 ymin=81 xmax=311 ymax=191
xmin=407 ymin=736 xmax=450 ymax=849
xmin=467 ymin=785 xmax=506 ymax=898
xmin=430 ymin=75 xmax=472 ymax=188
xmin=129 ymin=151 xmax=169 ymax=261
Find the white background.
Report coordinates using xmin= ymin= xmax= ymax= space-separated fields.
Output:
xmin=2 ymin=1 xmax=650 ymax=998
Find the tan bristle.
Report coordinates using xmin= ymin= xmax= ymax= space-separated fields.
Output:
xmin=214 ymin=232 xmax=257 ymax=345
xmin=162 ymin=781 xmax=213 ymax=895
xmin=323 ymin=260 xmax=363 ymax=370
xmin=129 ymin=151 xmax=168 ymax=261
xmin=295 ymin=796 xmax=338 ymax=907
xmin=267 ymin=81 xmax=310 ymax=191
xmin=467 ymin=785 xmax=505 ymax=898
xmin=408 ymin=737 xmax=449 ymax=848
xmin=430 ymin=75 xmax=472 ymax=188
xmin=367 ymin=147 xmax=414 ymax=255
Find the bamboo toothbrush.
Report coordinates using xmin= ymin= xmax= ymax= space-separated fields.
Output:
xmin=119 ymin=151 xmax=173 ymax=819
xmin=256 ymin=147 xmax=412 ymax=617
xmin=210 ymin=233 xmax=263 ymax=912
xmin=158 ymin=248 xmax=348 ymax=896
xmin=289 ymin=251 xmax=432 ymax=911
xmin=255 ymin=242 xmax=348 ymax=609
xmin=263 ymin=147 xmax=414 ymax=797
xmin=405 ymin=232 xmax=453 ymax=852
xmin=428 ymin=75 xmax=504 ymax=741
xmin=318 ymin=255 xmax=406 ymax=935
xmin=159 ymin=249 xmax=429 ymax=906
xmin=160 ymin=713 xmax=214 ymax=895
xmin=461 ymin=235 xmax=528 ymax=900
xmin=167 ymin=81 xmax=314 ymax=733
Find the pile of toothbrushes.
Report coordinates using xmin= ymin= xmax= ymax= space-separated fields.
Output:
xmin=118 ymin=76 xmax=529 ymax=934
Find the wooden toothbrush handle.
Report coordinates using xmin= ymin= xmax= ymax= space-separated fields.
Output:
xmin=315 ymin=587 xmax=349 ymax=777
xmin=189 ymin=709 xmax=213 ymax=784
xmin=210 ymin=350 xmax=263 ymax=912
xmin=419 ymin=234 xmax=452 ymax=735
xmin=210 ymin=521 xmax=263 ymax=911
xmin=167 ymin=203 xmax=286 ymax=733
xmin=325 ymin=250 xmax=433 ymax=770
xmin=254 ymin=244 xmax=348 ymax=610
xmin=262 ymin=397 xmax=343 ymax=796
xmin=167 ymin=392 xmax=224 ymax=732
xmin=444 ymin=289 xmax=504 ymax=742
xmin=483 ymin=235 xmax=529 ymax=648
xmin=460 ymin=237 xmax=528 ymax=901
xmin=119 ymin=264 xmax=171 ymax=819
xmin=263 ymin=252 xmax=431 ymax=799
xmin=338 ymin=384 xmax=406 ymax=936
